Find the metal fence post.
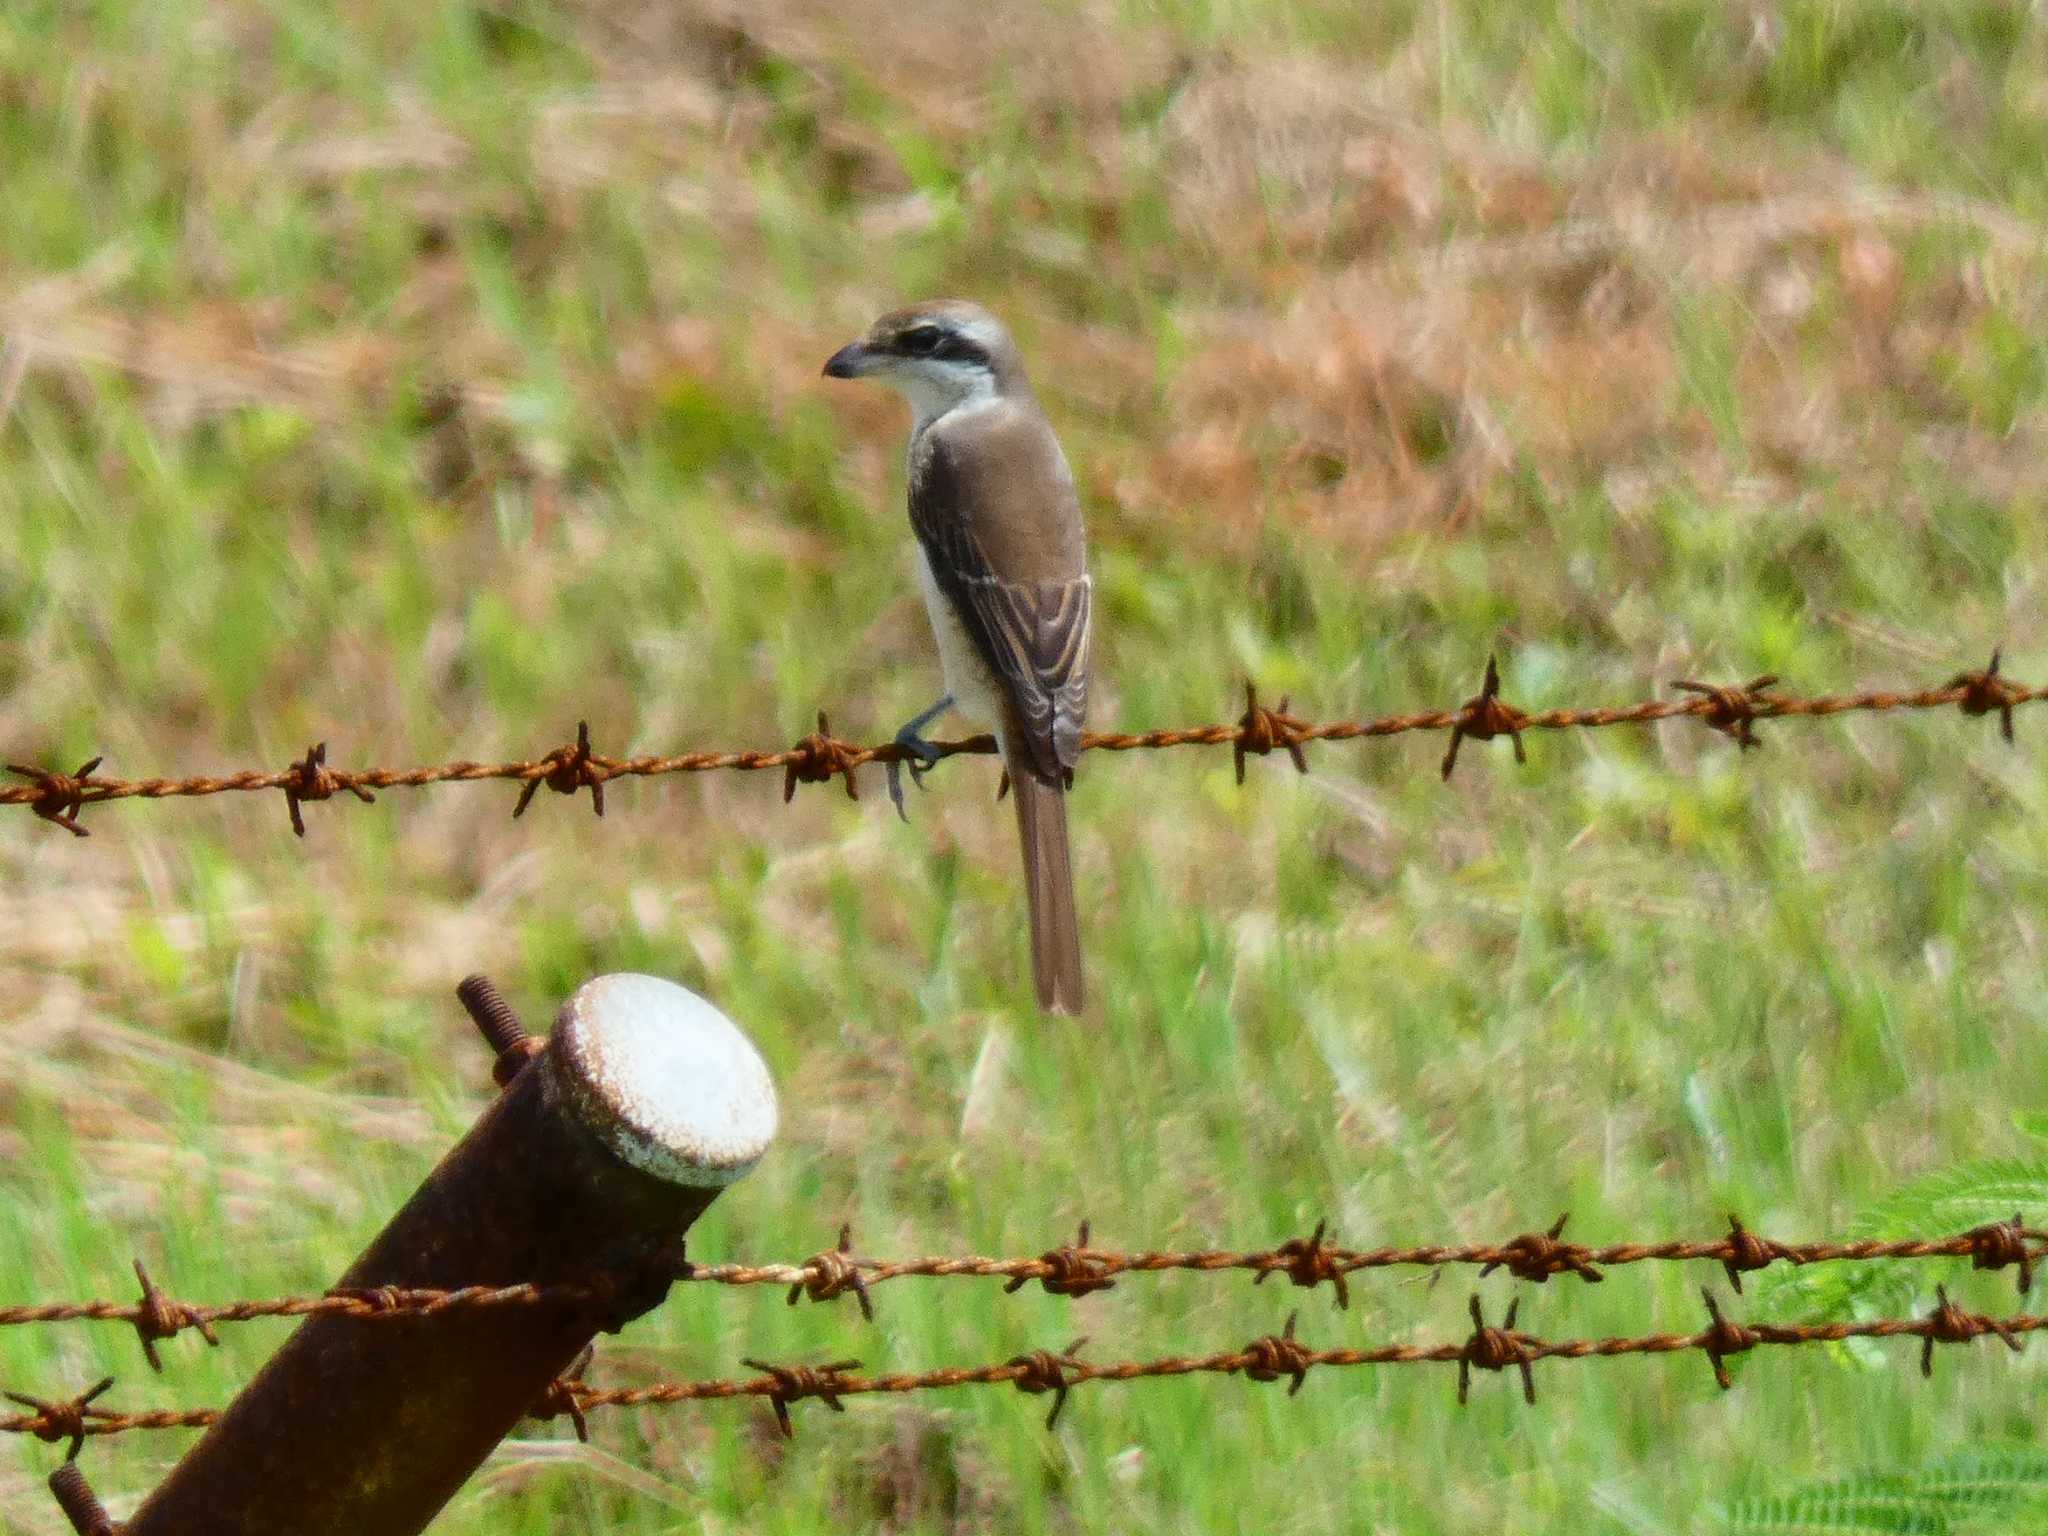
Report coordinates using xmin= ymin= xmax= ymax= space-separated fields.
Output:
xmin=119 ymin=970 xmax=778 ymax=1536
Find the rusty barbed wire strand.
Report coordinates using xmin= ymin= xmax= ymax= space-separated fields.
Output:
xmin=527 ymin=1289 xmax=2048 ymax=1419
xmin=705 ymin=1209 xmax=2043 ymax=1298
xmin=8 ymin=1216 xmax=2038 ymax=1361
xmin=3 ymin=658 xmax=2038 ymax=830
xmin=687 ymin=1212 xmax=2047 ymax=1307
xmin=2 ymin=1378 xmax=216 ymax=1445
xmin=0 ymin=1280 xmax=616 ymax=1343
xmin=16 ymin=1291 xmax=2038 ymax=1444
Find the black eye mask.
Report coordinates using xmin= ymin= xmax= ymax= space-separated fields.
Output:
xmin=897 ymin=326 xmax=990 ymax=368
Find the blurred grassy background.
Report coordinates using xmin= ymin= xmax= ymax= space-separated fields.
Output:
xmin=4 ymin=0 xmax=2048 ymax=1530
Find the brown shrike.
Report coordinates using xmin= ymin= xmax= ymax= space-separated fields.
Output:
xmin=824 ymin=301 xmax=1090 ymax=1015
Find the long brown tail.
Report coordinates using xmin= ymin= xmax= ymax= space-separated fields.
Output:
xmin=1008 ymin=759 xmax=1084 ymax=1015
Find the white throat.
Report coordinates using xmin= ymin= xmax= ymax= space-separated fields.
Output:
xmin=892 ymin=364 xmax=998 ymax=434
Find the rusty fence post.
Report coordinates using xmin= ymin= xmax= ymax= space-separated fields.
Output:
xmin=117 ymin=971 xmax=778 ymax=1536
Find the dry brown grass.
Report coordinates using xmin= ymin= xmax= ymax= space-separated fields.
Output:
xmin=5 ymin=2 xmax=2041 ymax=587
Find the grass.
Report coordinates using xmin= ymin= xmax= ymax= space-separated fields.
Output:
xmin=3 ymin=0 xmax=2048 ymax=1530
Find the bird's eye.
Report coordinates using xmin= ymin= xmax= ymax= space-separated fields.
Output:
xmin=901 ymin=325 xmax=943 ymax=357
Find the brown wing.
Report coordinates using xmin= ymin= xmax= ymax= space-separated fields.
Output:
xmin=909 ymin=404 xmax=1090 ymax=782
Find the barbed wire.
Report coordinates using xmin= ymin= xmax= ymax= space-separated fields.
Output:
xmin=700 ymin=1213 xmax=2043 ymax=1313
xmin=6 ymin=1215 xmax=2037 ymax=1369
xmin=3 ymin=654 xmax=2036 ymax=835
xmin=8 ymin=1288 xmax=2039 ymax=1448
xmin=549 ymin=1285 xmax=2042 ymax=1437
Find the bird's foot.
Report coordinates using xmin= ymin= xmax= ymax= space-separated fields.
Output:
xmin=886 ymin=696 xmax=952 ymax=823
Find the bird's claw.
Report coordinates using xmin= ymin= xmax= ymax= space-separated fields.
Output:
xmin=886 ymin=731 xmax=944 ymax=823
xmin=885 ymin=761 xmax=912 ymax=822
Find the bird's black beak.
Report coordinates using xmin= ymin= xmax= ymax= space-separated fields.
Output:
xmin=822 ymin=341 xmax=872 ymax=379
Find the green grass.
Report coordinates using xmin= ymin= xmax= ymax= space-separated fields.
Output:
xmin=4 ymin=0 xmax=2048 ymax=1531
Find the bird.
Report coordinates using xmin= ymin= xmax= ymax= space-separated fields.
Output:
xmin=823 ymin=300 xmax=1091 ymax=1015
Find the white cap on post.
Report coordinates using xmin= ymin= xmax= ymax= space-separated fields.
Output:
xmin=550 ymin=972 xmax=779 ymax=1188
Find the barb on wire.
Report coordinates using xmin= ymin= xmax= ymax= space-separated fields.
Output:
xmin=514 ymin=721 xmax=605 ymax=819
xmin=5 ymin=657 xmax=2040 ymax=830
xmin=2 ymin=1377 xmax=115 ymax=1458
xmin=1441 ymin=655 xmax=1527 ymax=780
xmin=530 ymin=1345 xmax=597 ymax=1443
xmin=1002 ymin=1220 xmax=1116 ymax=1299
xmin=1699 ymin=1289 xmax=1756 ymax=1389
xmin=1952 ymin=650 xmax=2023 ymax=743
xmin=1673 ymin=676 xmax=1776 ymax=750
xmin=1241 ymin=1312 xmax=1314 ymax=1395
xmin=782 ymin=711 xmax=864 ymax=803
xmin=130 ymin=1259 xmax=219 ymax=1372
xmin=1253 ymin=1218 xmax=1350 ymax=1309
xmin=1476 ymin=1213 xmax=1604 ymax=1285
xmin=282 ymin=741 xmax=376 ymax=836
xmin=1921 ymin=1283 xmax=2027 ymax=1377
xmin=788 ymin=1223 xmax=874 ymax=1321
xmin=1459 ymin=1293 xmax=1538 ymax=1404
xmin=1969 ymin=1212 xmax=2035 ymax=1294
xmin=1720 ymin=1213 xmax=1797 ymax=1293
xmin=10 ymin=1293 xmax=2044 ymax=1444
xmin=1006 ymin=1337 xmax=1089 ymax=1427
xmin=6 ymin=756 xmax=101 ymax=835
xmin=1235 ymin=682 xmax=1311 ymax=784
xmin=740 ymin=1356 xmax=862 ymax=1439
xmin=9 ymin=1215 xmax=2043 ymax=1347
